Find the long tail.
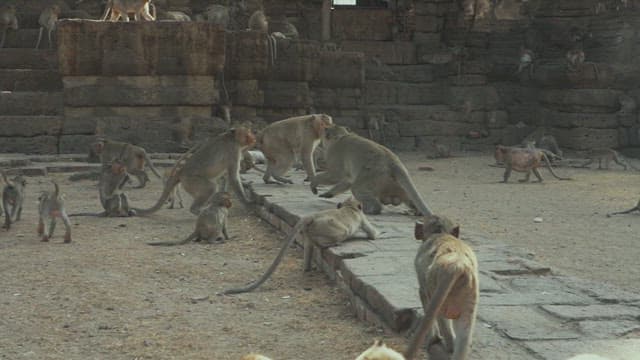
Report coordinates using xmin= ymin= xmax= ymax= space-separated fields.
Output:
xmin=143 ymin=152 xmax=162 ymax=179
xmin=147 ymin=232 xmax=196 ymax=246
xmin=392 ymin=162 xmax=433 ymax=216
xmin=541 ymin=153 xmax=572 ymax=180
xmin=100 ymin=0 xmax=112 ymax=20
xmin=133 ymin=176 xmax=180 ymax=216
xmin=221 ymin=217 xmax=311 ymax=295
xmin=404 ymin=271 xmax=460 ymax=360
xmin=68 ymin=211 xmax=106 ymax=217
xmin=52 ymin=181 xmax=60 ymax=199
xmin=607 ymin=200 xmax=640 ymax=217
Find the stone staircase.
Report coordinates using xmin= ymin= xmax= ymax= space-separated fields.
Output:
xmin=0 ymin=29 xmax=64 ymax=154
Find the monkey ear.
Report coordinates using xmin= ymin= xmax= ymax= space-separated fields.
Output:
xmin=451 ymin=226 xmax=460 ymax=238
xmin=414 ymin=221 xmax=424 ymax=240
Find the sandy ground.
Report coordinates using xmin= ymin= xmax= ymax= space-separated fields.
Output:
xmin=401 ymin=152 xmax=640 ymax=291
xmin=0 ymin=174 xmax=405 ymax=360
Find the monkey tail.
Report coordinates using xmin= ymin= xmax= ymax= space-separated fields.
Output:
xmin=541 ymin=153 xmax=572 ymax=180
xmin=391 ymin=162 xmax=434 ymax=216
xmin=143 ymin=152 xmax=162 ymax=179
xmin=404 ymin=270 xmax=461 ymax=360
xmin=221 ymin=217 xmax=312 ymax=295
xmin=68 ymin=211 xmax=106 ymax=217
xmin=52 ymin=181 xmax=60 ymax=199
xmin=133 ymin=175 xmax=181 ymax=216
xmin=100 ymin=0 xmax=112 ymax=20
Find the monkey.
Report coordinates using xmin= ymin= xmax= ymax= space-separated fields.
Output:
xmin=148 ymin=191 xmax=231 ymax=246
xmin=35 ymin=4 xmax=61 ymax=49
xmin=522 ymin=129 xmax=564 ymax=159
xmin=222 ymin=197 xmax=379 ymax=295
xmin=92 ymin=139 xmax=162 ymax=188
xmin=356 ymin=340 xmax=406 ymax=360
xmin=2 ymin=172 xmax=26 ymax=230
xmin=607 ymin=198 xmax=640 ymax=217
xmin=258 ymin=114 xmax=333 ymax=185
xmin=580 ymin=148 xmax=636 ymax=170
xmin=566 ymin=355 xmax=611 ymax=360
xmin=241 ymin=355 xmax=273 ymax=360
xmin=240 ymin=149 xmax=266 ymax=174
xmin=69 ymin=159 xmax=136 ymax=217
xmin=157 ymin=10 xmax=191 ymax=21
xmin=404 ymin=214 xmax=478 ymax=360
xmin=162 ymin=168 xmax=184 ymax=209
xmin=0 ymin=4 xmax=18 ymax=49
xmin=101 ymin=0 xmax=156 ymax=22
xmin=37 ymin=181 xmax=72 ymax=243
xmin=566 ymin=49 xmax=600 ymax=79
xmin=428 ymin=140 xmax=451 ymax=159
xmin=515 ymin=48 xmax=535 ymax=77
xmin=248 ymin=10 xmax=277 ymax=66
xmin=310 ymin=126 xmax=434 ymax=216
xmin=521 ymin=140 xmax=563 ymax=163
xmin=494 ymin=145 xmax=572 ymax=183
xmin=133 ymin=127 xmax=255 ymax=216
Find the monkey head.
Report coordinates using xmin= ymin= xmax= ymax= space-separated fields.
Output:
xmin=323 ymin=125 xmax=350 ymax=143
xmin=494 ymin=144 xmax=508 ymax=163
xmin=414 ymin=214 xmax=460 ymax=241
xmin=310 ymin=114 xmax=334 ymax=137
xmin=210 ymin=191 xmax=232 ymax=209
xmin=50 ymin=4 xmax=62 ymax=15
xmin=92 ymin=139 xmax=106 ymax=155
xmin=355 ymin=339 xmax=405 ymax=360
xmin=231 ymin=127 xmax=256 ymax=149
xmin=336 ymin=197 xmax=362 ymax=211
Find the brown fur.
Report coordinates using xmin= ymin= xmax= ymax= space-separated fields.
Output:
xmin=101 ymin=0 xmax=156 ymax=21
xmin=241 ymin=354 xmax=273 ymax=360
xmin=356 ymin=340 xmax=405 ymax=360
xmin=494 ymin=145 xmax=572 ymax=183
xmin=37 ymin=181 xmax=72 ymax=243
xmin=2 ymin=172 xmax=26 ymax=230
xmin=92 ymin=139 xmax=161 ymax=188
xmin=581 ymin=148 xmax=630 ymax=170
xmin=35 ymin=5 xmax=61 ymax=49
xmin=0 ymin=4 xmax=18 ymax=48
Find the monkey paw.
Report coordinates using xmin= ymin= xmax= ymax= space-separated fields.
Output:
xmin=319 ymin=192 xmax=334 ymax=198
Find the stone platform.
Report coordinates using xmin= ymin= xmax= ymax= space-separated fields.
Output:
xmin=241 ymin=170 xmax=640 ymax=360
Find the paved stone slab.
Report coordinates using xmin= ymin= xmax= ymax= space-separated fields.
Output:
xmin=524 ymin=339 xmax=640 ymax=360
xmin=579 ymin=319 xmax=640 ymax=339
xmin=479 ymin=272 xmax=505 ymax=293
xmin=471 ymin=322 xmax=537 ymax=360
xmin=558 ymin=276 xmax=640 ymax=304
xmin=479 ymin=306 xmax=581 ymax=341
xmin=541 ymin=305 xmax=640 ymax=321
xmin=481 ymin=291 xmax=593 ymax=306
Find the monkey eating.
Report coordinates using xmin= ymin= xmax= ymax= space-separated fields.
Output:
xmin=133 ymin=127 xmax=255 ymax=216
xmin=222 ymin=197 xmax=378 ymax=295
xmin=607 ymin=199 xmax=640 ymax=217
xmin=404 ymin=214 xmax=478 ymax=360
xmin=356 ymin=340 xmax=406 ymax=360
xmin=70 ymin=160 xmax=136 ymax=217
xmin=2 ymin=172 xmax=26 ymax=230
xmin=580 ymin=148 xmax=634 ymax=170
xmin=258 ymin=114 xmax=333 ymax=184
xmin=101 ymin=0 xmax=156 ymax=22
xmin=92 ymin=139 xmax=162 ymax=188
xmin=0 ymin=4 xmax=18 ymax=48
xmin=147 ymin=191 xmax=232 ymax=246
xmin=35 ymin=4 xmax=61 ymax=49
xmin=310 ymin=126 xmax=433 ymax=216
xmin=494 ymin=145 xmax=572 ymax=183
xmin=37 ymin=181 xmax=72 ymax=243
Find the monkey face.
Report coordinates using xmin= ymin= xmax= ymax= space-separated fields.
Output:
xmin=337 ymin=197 xmax=362 ymax=211
xmin=415 ymin=215 xmax=459 ymax=240
xmin=234 ymin=127 xmax=256 ymax=147
xmin=323 ymin=125 xmax=350 ymax=141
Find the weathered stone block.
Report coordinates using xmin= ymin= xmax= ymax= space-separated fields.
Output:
xmin=0 ymin=49 xmax=58 ymax=69
xmin=0 ymin=69 xmax=62 ymax=92
xmin=0 ymin=91 xmax=62 ymax=116
xmin=331 ymin=8 xmax=393 ymax=41
xmin=230 ymin=80 xmax=264 ymax=106
xmin=269 ymin=40 xmax=320 ymax=82
xmin=539 ymin=89 xmax=622 ymax=113
xmin=64 ymin=106 xmax=212 ymax=119
xmin=414 ymin=15 xmax=443 ymax=33
xmin=541 ymin=304 xmax=640 ymax=321
xmin=366 ymin=81 xmax=443 ymax=105
xmin=262 ymin=81 xmax=311 ymax=108
xmin=0 ymin=136 xmax=58 ymax=154
xmin=0 ymin=116 xmax=62 ymax=137
xmin=552 ymin=127 xmax=620 ymax=150
xmin=58 ymin=20 xmax=225 ymax=76
xmin=539 ymin=108 xmax=622 ymax=129
xmin=447 ymin=86 xmax=501 ymax=111
xmin=479 ymin=306 xmax=581 ymax=341
xmin=63 ymin=76 xmax=217 ymax=107
xmin=398 ymin=120 xmax=476 ymax=137
xmin=342 ymin=41 xmax=416 ymax=65
xmin=226 ymin=31 xmax=269 ymax=80
xmin=314 ymin=51 xmax=365 ymax=88
xmin=312 ymin=88 xmax=363 ymax=109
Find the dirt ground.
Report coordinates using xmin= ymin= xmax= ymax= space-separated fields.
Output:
xmin=1 ymin=151 xmax=639 ymax=359
xmin=401 ymin=151 xmax=640 ymax=291
xmin=0 ymin=173 xmax=405 ymax=360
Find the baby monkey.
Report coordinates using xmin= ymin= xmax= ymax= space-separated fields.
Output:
xmin=147 ymin=191 xmax=232 ymax=246
xmin=222 ymin=197 xmax=378 ymax=294
xmin=356 ymin=340 xmax=405 ymax=360
xmin=37 ymin=181 xmax=72 ymax=243
xmin=2 ymin=172 xmax=27 ymax=230
xmin=404 ymin=214 xmax=478 ymax=360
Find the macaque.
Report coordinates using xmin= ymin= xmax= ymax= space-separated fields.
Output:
xmin=35 ymin=5 xmax=61 ymax=49
xmin=2 ymin=172 xmax=26 ymax=230
xmin=241 ymin=355 xmax=273 ymax=360
xmin=92 ymin=139 xmax=161 ymax=188
xmin=494 ymin=145 xmax=572 ymax=182
xmin=240 ymin=149 xmax=266 ymax=174
xmin=581 ymin=148 xmax=633 ymax=170
xmin=516 ymin=48 xmax=535 ymax=77
xmin=428 ymin=140 xmax=451 ymax=159
xmin=37 ymin=181 xmax=72 ymax=243
xmin=607 ymin=198 xmax=640 ymax=217
xmin=259 ymin=114 xmax=333 ymax=184
xmin=163 ymin=168 xmax=184 ymax=209
xmin=70 ymin=160 xmax=135 ymax=217
xmin=222 ymin=197 xmax=378 ymax=294
xmin=566 ymin=49 xmax=600 ymax=79
xmin=248 ymin=9 xmax=277 ymax=65
xmin=101 ymin=0 xmax=156 ymax=21
xmin=404 ymin=215 xmax=478 ymax=360
xmin=147 ymin=191 xmax=231 ymax=246
xmin=133 ymin=127 xmax=255 ymax=216
xmin=0 ymin=4 xmax=18 ymax=48
xmin=356 ymin=340 xmax=405 ymax=360
xmin=310 ymin=126 xmax=433 ymax=216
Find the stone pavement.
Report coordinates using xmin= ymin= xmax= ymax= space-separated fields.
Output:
xmin=240 ymin=170 xmax=640 ymax=360
xmin=1 ymin=154 xmax=639 ymax=359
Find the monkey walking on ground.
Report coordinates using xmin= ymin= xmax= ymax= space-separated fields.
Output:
xmin=2 ymin=172 xmax=26 ymax=230
xmin=258 ymin=114 xmax=333 ymax=184
xmin=607 ymin=199 xmax=640 ymax=217
xmin=133 ymin=127 xmax=255 ymax=216
xmin=310 ymin=126 xmax=434 ymax=216
xmin=0 ymin=4 xmax=18 ymax=48
xmin=580 ymin=148 xmax=636 ymax=170
xmin=147 ymin=191 xmax=232 ymax=246
xmin=35 ymin=4 xmax=61 ymax=49
xmin=356 ymin=340 xmax=405 ymax=360
xmin=222 ymin=197 xmax=379 ymax=294
xmin=37 ymin=181 xmax=72 ymax=243
xmin=91 ymin=139 xmax=162 ymax=188
xmin=404 ymin=214 xmax=478 ymax=360
xmin=494 ymin=145 xmax=572 ymax=183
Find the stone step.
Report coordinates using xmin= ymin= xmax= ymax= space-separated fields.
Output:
xmin=0 ymin=115 xmax=63 ymax=137
xmin=0 ymin=91 xmax=63 ymax=115
xmin=0 ymin=28 xmax=57 ymax=49
xmin=0 ymin=48 xmax=58 ymax=69
xmin=0 ymin=69 xmax=62 ymax=91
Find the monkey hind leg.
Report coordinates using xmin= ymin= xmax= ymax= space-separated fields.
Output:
xmin=532 ymin=168 xmax=544 ymax=182
xmin=35 ymin=27 xmax=43 ymax=49
xmin=518 ymin=170 xmax=532 ymax=183
xmin=451 ymin=312 xmax=476 ymax=360
xmin=1 ymin=29 xmax=8 ymax=48
xmin=263 ymin=152 xmax=295 ymax=185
